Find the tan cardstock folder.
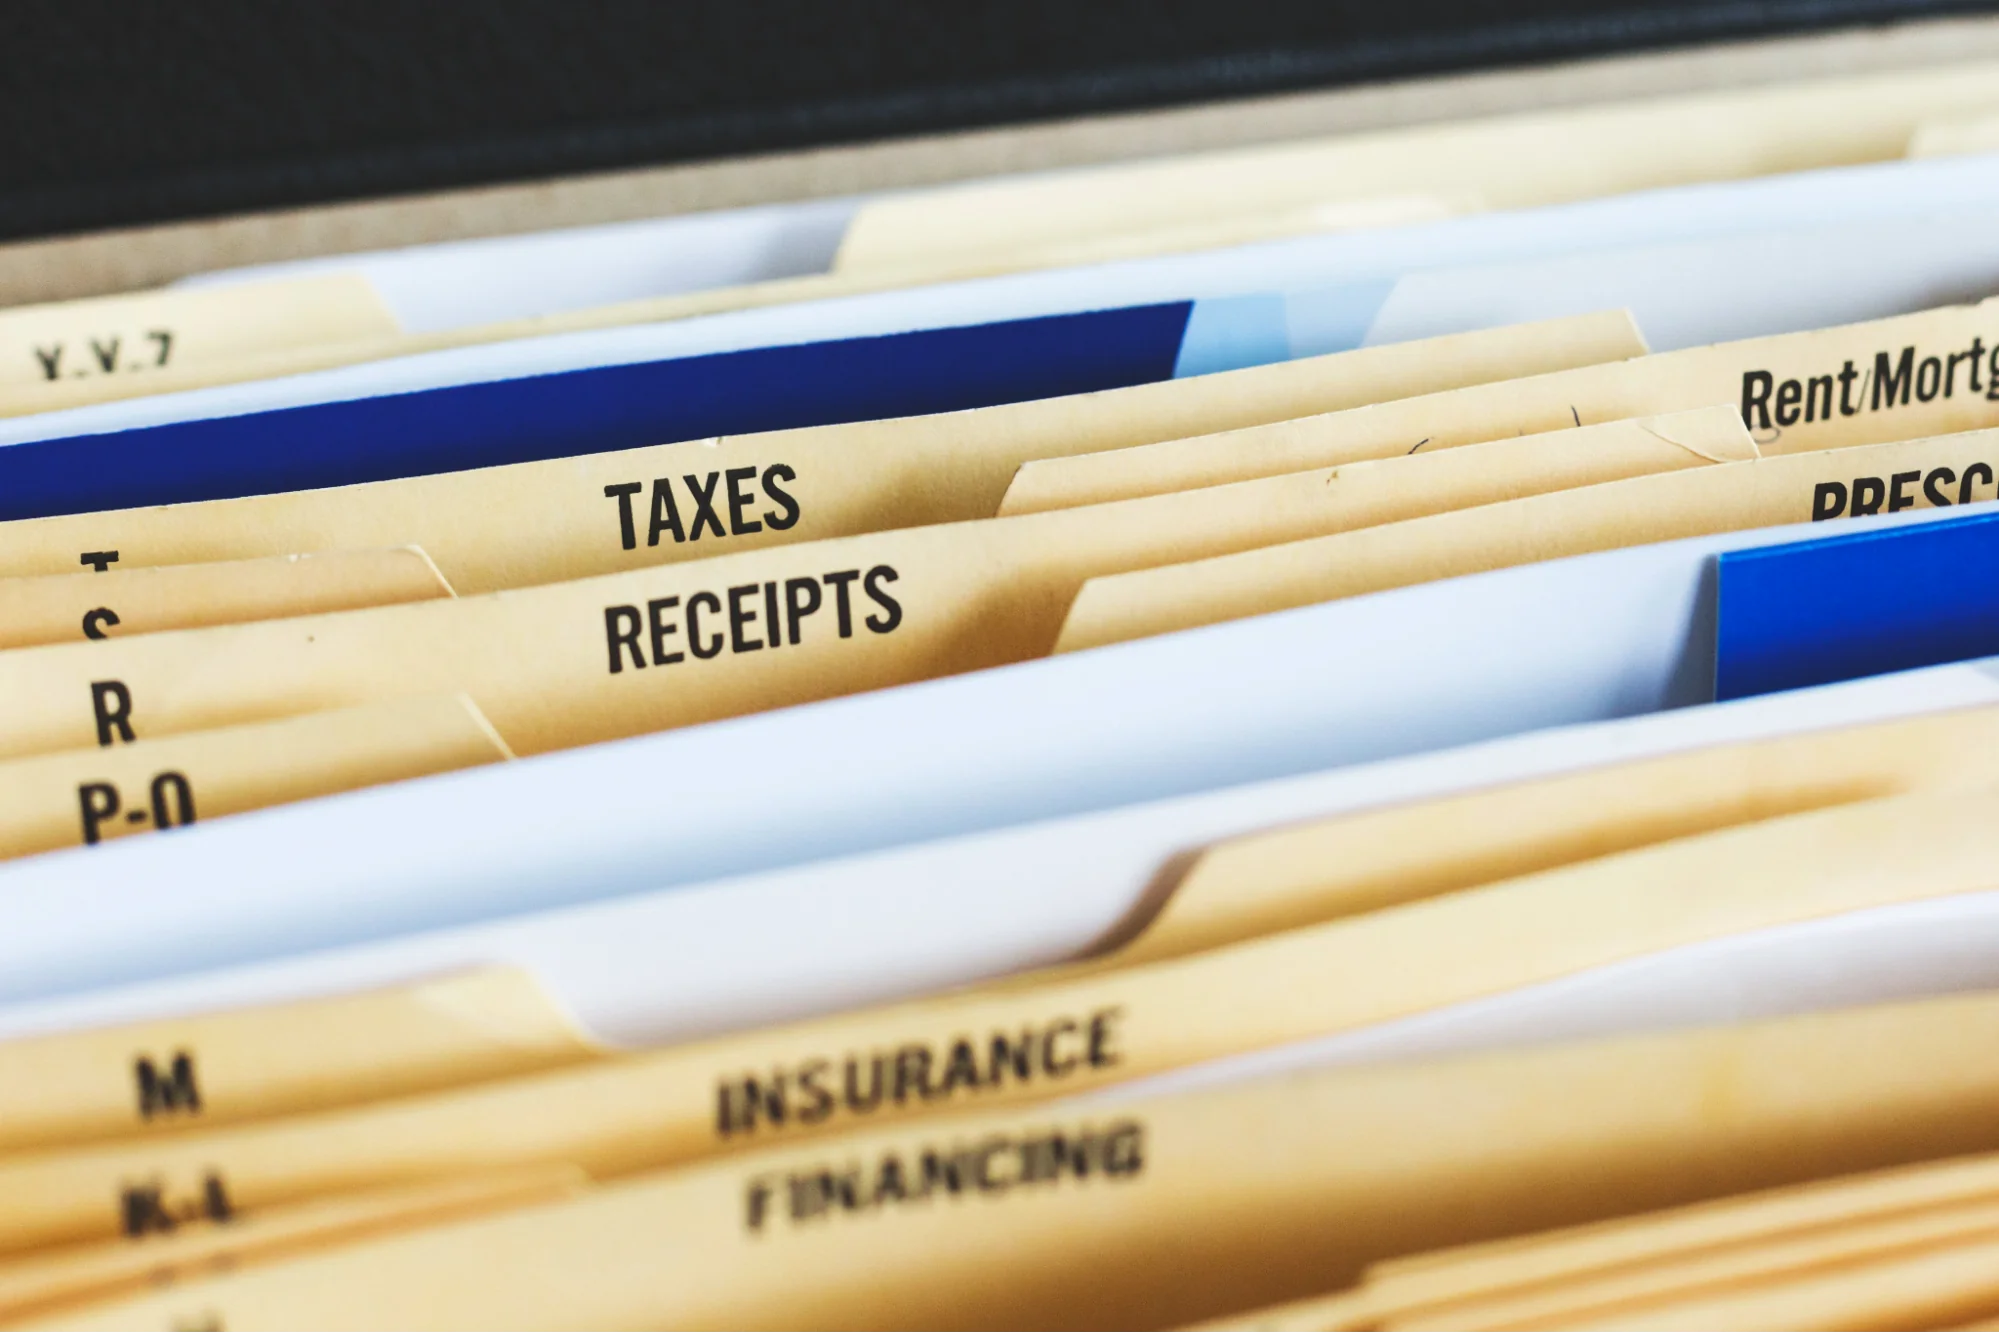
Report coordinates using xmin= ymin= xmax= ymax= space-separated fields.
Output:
xmin=0 ymin=784 xmax=1989 ymax=1260
xmin=0 ymin=693 xmax=510 ymax=860
xmin=0 ymin=547 xmax=451 ymax=650
xmin=0 ymin=273 xmax=396 ymax=401
xmin=831 ymin=64 xmax=1999 ymax=276
xmin=948 ymin=192 xmax=1476 ymax=277
xmin=1054 ymin=426 xmax=1999 ymax=655
xmin=1088 ymin=703 xmax=1999 ymax=971
xmin=1407 ymin=1159 xmax=1999 ymax=1318
xmin=1907 ymin=110 xmax=1999 ymax=156
xmin=1221 ymin=1149 xmax=1999 ymax=1330
xmin=1574 ymin=1225 xmax=1999 ymax=1329
xmin=1003 ymin=298 xmax=1999 ymax=513
xmin=0 ymin=406 xmax=1740 ymax=763
xmin=0 ymin=311 xmax=1641 ymax=595
xmin=40 ymin=990 xmax=1999 ymax=1331
xmin=1392 ymin=1192 xmax=1999 ymax=1329
xmin=0 ymin=965 xmax=592 ymax=1158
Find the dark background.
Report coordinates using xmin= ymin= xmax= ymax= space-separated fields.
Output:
xmin=4 ymin=0 xmax=1994 ymax=242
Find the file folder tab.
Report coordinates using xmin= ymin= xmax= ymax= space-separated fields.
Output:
xmin=1715 ymin=506 xmax=1999 ymax=701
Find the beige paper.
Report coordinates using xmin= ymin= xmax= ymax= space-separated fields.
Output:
xmin=0 ymin=693 xmax=510 ymax=859
xmin=41 ymin=990 xmax=1999 ymax=1331
xmin=0 ymin=784 xmax=1988 ymax=1259
xmin=0 ymin=964 xmax=587 ymax=1158
xmin=1055 ymin=425 xmax=1999 ymax=654
xmin=1907 ymin=110 xmax=1999 ymax=156
xmin=1095 ymin=702 xmax=1999 ymax=969
xmin=0 ymin=1166 xmax=583 ymax=1327
xmin=1003 ymin=298 xmax=1999 ymax=513
xmin=0 ymin=403 xmax=1731 ymax=763
xmin=1563 ymin=1225 xmax=1999 ymax=1330
xmin=1396 ymin=1194 xmax=1999 ymax=1329
xmin=1362 ymin=1148 xmax=1999 ymax=1311
xmin=927 ymin=192 xmax=1477 ymax=276
xmin=1215 ymin=1151 xmax=1999 ymax=1330
xmin=0 ymin=311 xmax=1641 ymax=594
xmin=1193 ymin=1289 xmax=1376 ymax=1331
xmin=0 ymin=547 xmax=451 ymax=650
xmin=0 ymin=273 xmax=395 ymax=399
xmin=832 ymin=66 xmax=1999 ymax=276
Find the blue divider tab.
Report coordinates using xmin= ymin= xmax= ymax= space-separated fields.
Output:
xmin=1714 ymin=508 xmax=1999 ymax=701
xmin=0 ymin=300 xmax=1195 ymax=523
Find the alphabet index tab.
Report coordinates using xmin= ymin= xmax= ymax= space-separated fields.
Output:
xmin=0 ymin=274 xmax=399 ymax=406
xmin=0 ymin=966 xmax=596 ymax=1158
xmin=0 ymin=693 xmax=511 ymax=860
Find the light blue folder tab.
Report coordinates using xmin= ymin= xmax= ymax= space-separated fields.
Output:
xmin=1171 ymin=280 xmax=1398 ymax=378
xmin=1171 ymin=293 xmax=1291 ymax=379
xmin=1714 ymin=504 xmax=1999 ymax=701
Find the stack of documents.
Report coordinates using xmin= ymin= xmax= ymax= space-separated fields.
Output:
xmin=8 ymin=48 xmax=1999 ymax=1330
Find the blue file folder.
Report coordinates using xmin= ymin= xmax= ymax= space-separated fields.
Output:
xmin=1714 ymin=505 xmax=1999 ymax=700
xmin=0 ymin=301 xmax=1195 ymax=522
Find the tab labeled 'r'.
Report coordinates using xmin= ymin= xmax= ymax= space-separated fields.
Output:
xmin=91 ymin=679 xmax=135 ymax=745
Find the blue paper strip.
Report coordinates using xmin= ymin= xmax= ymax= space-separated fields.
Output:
xmin=0 ymin=300 xmax=1195 ymax=522
xmin=1714 ymin=507 xmax=1999 ymax=701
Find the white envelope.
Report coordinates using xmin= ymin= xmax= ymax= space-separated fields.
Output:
xmin=0 ymin=502 xmax=1980 ymax=1016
